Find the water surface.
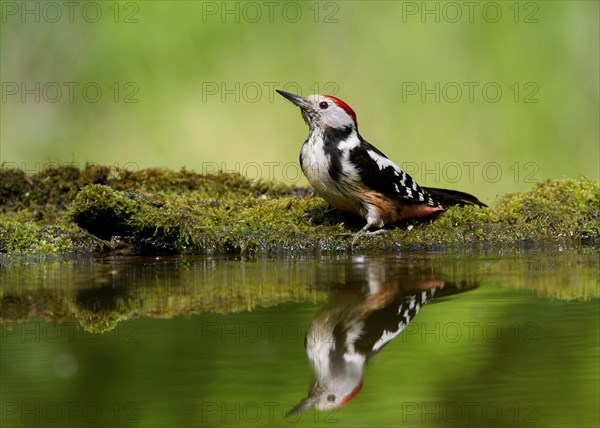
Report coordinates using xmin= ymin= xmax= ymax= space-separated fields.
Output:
xmin=1 ymin=248 xmax=598 ymax=427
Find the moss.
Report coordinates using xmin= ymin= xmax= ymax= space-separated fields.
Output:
xmin=0 ymin=216 xmax=90 ymax=255
xmin=0 ymin=168 xmax=30 ymax=209
xmin=0 ymin=163 xmax=598 ymax=256
xmin=373 ymin=178 xmax=599 ymax=249
xmin=0 ymin=164 xmax=110 ymax=215
xmin=0 ymin=258 xmax=327 ymax=332
xmin=69 ymin=284 xmax=140 ymax=333
xmin=0 ymin=250 xmax=597 ymax=333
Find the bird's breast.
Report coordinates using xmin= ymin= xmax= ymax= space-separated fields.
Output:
xmin=300 ymin=141 xmax=363 ymax=216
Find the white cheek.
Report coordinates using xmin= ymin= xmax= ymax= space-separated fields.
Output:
xmin=326 ymin=110 xmax=353 ymax=128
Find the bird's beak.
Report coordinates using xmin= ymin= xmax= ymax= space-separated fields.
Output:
xmin=276 ymin=90 xmax=310 ymax=110
xmin=286 ymin=396 xmax=315 ymax=416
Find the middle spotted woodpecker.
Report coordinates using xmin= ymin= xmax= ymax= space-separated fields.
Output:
xmin=287 ymin=260 xmax=478 ymax=414
xmin=277 ymin=90 xmax=486 ymax=244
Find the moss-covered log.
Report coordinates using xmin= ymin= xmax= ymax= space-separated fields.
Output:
xmin=1 ymin=164 xmax=598 ymax=256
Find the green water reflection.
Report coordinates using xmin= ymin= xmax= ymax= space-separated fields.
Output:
xmin=1 ymin=249 xmax=598 ymax=427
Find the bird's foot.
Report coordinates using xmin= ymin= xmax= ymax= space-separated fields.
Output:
xmin=338 ymin=229 xmax=388 ymax=247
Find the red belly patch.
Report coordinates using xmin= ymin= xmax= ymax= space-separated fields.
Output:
xmin=396 ymin=204 xmax=445 ymax=221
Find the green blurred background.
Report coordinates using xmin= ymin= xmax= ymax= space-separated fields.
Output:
xmin=1 ymin=0 xmax=598 ymax=203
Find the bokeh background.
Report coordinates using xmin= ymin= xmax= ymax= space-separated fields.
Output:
xmin=1 ymin=0 xmax=598 ymax=203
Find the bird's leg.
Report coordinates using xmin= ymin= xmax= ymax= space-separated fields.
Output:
xmin=339 ymin=221 xmax=388 ymax=247
xmin=351 ymin=225 xmax=388 ymax=246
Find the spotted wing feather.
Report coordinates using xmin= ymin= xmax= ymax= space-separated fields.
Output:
xmin=354 ymin=288 xmax=438 ymax=357
xmin=348 ymin=138 xmax=438 ymax=206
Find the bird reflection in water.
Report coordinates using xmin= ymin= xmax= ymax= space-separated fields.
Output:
xmin=289 ymin=259 xmax=477 ymax=415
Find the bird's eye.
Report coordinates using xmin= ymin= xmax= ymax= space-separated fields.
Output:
xmin=319 ymin=101 xmax=329 ymax=110
xmin=327 ymin=394 xmax=336 ymax=402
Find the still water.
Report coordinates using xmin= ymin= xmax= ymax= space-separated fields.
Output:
xmin=1 ymin=248 xmax=598 ymax=428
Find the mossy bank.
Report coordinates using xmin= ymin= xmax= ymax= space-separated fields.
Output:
xmin=1 ymin=164 xmax=598 ymax=257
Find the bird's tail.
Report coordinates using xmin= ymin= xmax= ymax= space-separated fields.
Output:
xmin=423 ymin=187 xmax=487 ymax=208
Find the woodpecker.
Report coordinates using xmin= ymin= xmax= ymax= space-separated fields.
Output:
xmin=288 ymin=261 xmax=477 ymax=414
xmin=277 ymin=90 xmax=486 ymax=244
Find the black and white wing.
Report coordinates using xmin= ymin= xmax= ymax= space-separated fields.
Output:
xmin=347 ymin=137 xmax=438 ymax=206
xmin=353 ymin=287 xmax=440 ymax=357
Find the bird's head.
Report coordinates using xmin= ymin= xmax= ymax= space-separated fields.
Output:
xmin=287 ymin=378 xmax=363 ymax=416
xmin=277 ymin=90 xmax=358 ymax=132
